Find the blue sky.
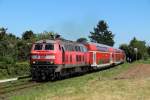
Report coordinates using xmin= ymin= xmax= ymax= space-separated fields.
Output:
xmin=0 ymin=0 xmax=150 ymax=47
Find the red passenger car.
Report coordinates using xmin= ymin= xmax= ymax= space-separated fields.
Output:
xmin=114 ymin=49 xmax=126 ymax=64
xmin=85 ymin=43 xmax=113 ymax=69
xmin=84 ymin=42 xmax=125 ymax=69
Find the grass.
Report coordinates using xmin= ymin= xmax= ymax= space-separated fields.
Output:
xmin=137 ymin=59 xmax=150 ymax=64
xmin=2 ymin=60 xmax=150 ymax=100
xmin=9 ymin=62 xmax=131 ymax=99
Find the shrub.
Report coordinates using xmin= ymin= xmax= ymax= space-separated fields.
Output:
xmin=0 ymin=61 xmax=30 ymax=79
xmin=14 ymin=62 xmax=30 ymax=76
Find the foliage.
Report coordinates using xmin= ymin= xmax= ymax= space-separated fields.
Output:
xmin=119 ymin=37 xmax=149 ymax=62
xmin=0 ymin=27 xmax=7 ymax=40
xmin=129 ymin=37 xmax=148 ymax=60
xmin=22 ymin=30 xmax=35 ymax=40
xmin=76 ymin=37 xmax=87 ymax=43
xmin=89 ymin=20 xmax=115 ymax=46
xmin=0 ymin=28 xmax=32 ymax=78
xmin=0 ymin=61 xmax=30 ymax=79
xmin=35 ymin=31 xmax=57 ymax=40
xmin=16 ymin=40 xmax=32 ymax=61
xmin=147 ymin=46 xmax=150 ymax=57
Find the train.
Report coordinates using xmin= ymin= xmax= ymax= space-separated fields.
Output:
xmin=30 ymin=39 xmax=126 ymax=81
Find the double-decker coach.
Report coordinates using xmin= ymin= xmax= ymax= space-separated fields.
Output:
xmin=84 ymin=43 xmax=113 ymax=69
xmin=84 ymin=42 xmax=125 ymax=69
xmin=114 ymin=49 xmax=126 ymax=65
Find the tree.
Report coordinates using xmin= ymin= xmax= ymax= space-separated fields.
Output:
xmin=76 ymin=37 xmax=87 ymax=43
xmin=89 ymin=20 xmax=115 ymax=46
xmin=16 ymin=40 xmax=32 ymax=61
xmin=119 ymin=44 xmax=129 ymax=56
xmin=129 ymin=37 xmax=148 ymax=59
xmin=119 ymin=37 xmax=149 ymax=62
xmin=119 ymin=44 xmax=134 ymax=62
xmin=36 ymin=31 xmax=56 ymax=40
xmin=0 ymin=27 xmax=7 ymax=40
xmin=22 ymin=30 xmax=35 ymax=40
xmin=147 ymin=46 xmax=150 ymax=56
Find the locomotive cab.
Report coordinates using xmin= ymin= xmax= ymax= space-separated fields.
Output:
xmin=30 ymin=40 xmax=62 ymax=81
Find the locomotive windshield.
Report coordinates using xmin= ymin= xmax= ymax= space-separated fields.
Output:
xmin=34 ymin=43 xmax=54 ymax=50
xmin=45 ymin=43 xmax=54 ymax=50
xmin=34 ymin=44 xmax=43 ymax=50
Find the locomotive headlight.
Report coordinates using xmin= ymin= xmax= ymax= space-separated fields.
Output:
xmin=33 ymin=61 xmax=36 ymax=64
xmin=31 ymin=55 xmax=38 ymax=59
xmin=45 ymin=55 xmax=55 ymax=59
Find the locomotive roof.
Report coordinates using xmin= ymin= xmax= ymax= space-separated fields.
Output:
xmin=61 ymin=41 xmax=86 ymax=48
xmin=34 ymin=39 xmax=85 ymax=47
xmin=35 ymin=39 xmax=56 ymax=44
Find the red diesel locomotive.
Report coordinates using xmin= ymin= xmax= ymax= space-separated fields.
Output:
xmin=30 ymin=39 xmax=125 ymax=81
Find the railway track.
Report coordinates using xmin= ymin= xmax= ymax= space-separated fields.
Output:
xmin=0 ymin=76 xmax=42 ymax=100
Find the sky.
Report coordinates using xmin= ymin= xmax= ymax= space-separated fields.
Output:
xmin=0 ymin=0 xmax=150 ymax=47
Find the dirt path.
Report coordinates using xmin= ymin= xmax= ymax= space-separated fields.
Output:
xmin=115 ymin=64 xmax=150 ymax=79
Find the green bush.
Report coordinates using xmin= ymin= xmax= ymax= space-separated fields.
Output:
xmin=143 ymin=53 xmax=149 ymax=60
xmin=15 ymin=62 xmax=30 ymax=76
xmin=0 ymin=61 xmax=30 ymax=79
xmin=0 ymin=69 xmax=9 ymax=79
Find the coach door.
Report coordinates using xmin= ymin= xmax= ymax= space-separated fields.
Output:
xmin=110 ymin=53 xmax=113 ymax=64
xmin=93 ymin=51 xmax=97 ymax=66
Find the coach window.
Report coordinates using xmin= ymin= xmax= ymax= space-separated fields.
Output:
xmin=83 ymin=55 xmax=84 ymax=61
xmin=69 ymin=45 xmax=72 ymax=51
xmin=68 ymin=45 xmax=71 ymax=51
xmin=70 ymin=55 xmax=72 ymax=62
xmin=65 ymin=45 xmax=68 ymax=51
xmin=84 ymin=47 xmax=87 ymax=52
xmin=79 ymin=46 xmax=81 ymax=52
xmin=75 ymin=46 xmax=78 ymax=51
xmin=81 ymin=46 xmax=84 ymax=52
xmin=65 ymin=45 xmax=67 ymax=51
xmin=66 ymin=45 xmax=68 ymax=51
xmin=45 ymin=43 xmax=54 ymax=50
xmin=71 ymin=45 xmax=74 ymax=51
xmin=66 ymin=55 xmax=68 ymax=62
xmin=71 ymin=46 xmax=73 ymax=51
xmin=80 ymin=47 xmax=83 ymax=52
xmin=78 ymin=46 xmax=81 ymax=52
xmin=76 ymin=55 xmax=78 ymax=61
xmin=82 ymin=47 xmax=84 ymax=52
xmin=72 ymin=46 xmax=75 ymax=51
xmin=67 ymin=45 xmax=69 ymax=51
xmin=79 ymin=55 xmax=81 ymax=61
